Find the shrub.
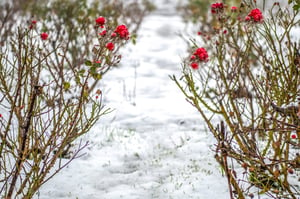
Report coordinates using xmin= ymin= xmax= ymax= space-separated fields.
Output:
xmin=0 ymin=0 xmax=154 ymax=198
xmin=172 ymin=1 xmax=300 ymax=198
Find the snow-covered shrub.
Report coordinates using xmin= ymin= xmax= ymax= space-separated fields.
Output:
xmin=0 ymin=0 xmax=154 ymax=198
xmin=173 ymin=0 xmax=300 ymax=198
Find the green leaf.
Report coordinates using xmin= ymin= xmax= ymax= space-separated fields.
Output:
xmin=78 ymin=69 xmax=86 ymax=76
xmin=83 ymin=90 xmax=89 ymax=101
xmin=85 ymin=60 xmax=92 ymax=66
xmin=75 ymin=76 xmax=81 ymax=85
xmin=94 ymin=62 xmax=101 ymax=68
xmin=131 ymin=34 xmax=137 ymax=45
xmin=94 ymin=73 xmax=102 ymax=80
xmin=63 ymin=82 xmax=71 ymax=90
xmin=105 ymin=55 xmax=111 ymax=65
xmin=90 ymin=66 xmax=97 ymax=74
xmin=293 ymin=4 xmax=300 ymax=11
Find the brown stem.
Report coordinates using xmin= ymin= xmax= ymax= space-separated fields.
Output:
xmin=6 ymin=85 xmax=39 ymax=198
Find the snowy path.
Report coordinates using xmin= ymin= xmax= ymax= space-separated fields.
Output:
xmin=36 ymin=1 xmax=229 ymax=198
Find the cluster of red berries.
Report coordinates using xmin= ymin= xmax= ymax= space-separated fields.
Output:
xmin=114 ymin=25 xmax=130 ymax=40
xmin=29 ymin=20 xmax=49 ymax=41
xmin=95 ymin=16 xmax=130 ymax=52
xmin=211 ymin=2 xmax=224 ymax=14
xmin=246 ymin=8 xmax=263 ymax=22
xmin=189 ymin=48 xmax=209 ymax=70
xmin=29 ymin=20 xmax=37 ymax=29
xmin=190 ymin=3 xmax=265 ymax=69
xmin=211 ymin=2 xmax=263 ymax=23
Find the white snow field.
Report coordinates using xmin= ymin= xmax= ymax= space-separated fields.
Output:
xmin=35 ymin=0 xmax=231 ymax=198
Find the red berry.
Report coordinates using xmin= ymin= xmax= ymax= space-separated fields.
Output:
xmin=245 ymin=16 xmax=251 ymax=21
xmin=106 ymin=42 xmax=114 ymax=51
xmin=95 ymin=17 xmax=106 ymax=26
xmin=111 ymin=32 xmax=117 ymax=37
xmin=190 ymin=62 xmax=199 ymax=70
xmin=287 ymin=168 xmax=294 ymax=174
xmin=231 ymin=6 xmax=238 ymax=12
xmin=40 ymin=32 xmax=48 ymax=40
xmin=99 ymin=30 xmax=106 ymax=36
xmin=190 ymin=55 xmax=196 ymax=60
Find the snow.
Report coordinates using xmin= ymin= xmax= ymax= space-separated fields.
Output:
xmin=34 ymin=1 xmax=230 ymax=198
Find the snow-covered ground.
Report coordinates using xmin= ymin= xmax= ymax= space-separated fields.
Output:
xmin=35 ymin=1 xmax=230 ymax=198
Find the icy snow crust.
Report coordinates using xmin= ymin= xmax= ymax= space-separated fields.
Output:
xmin=35 ymin=1 xmax=230 ymax=198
